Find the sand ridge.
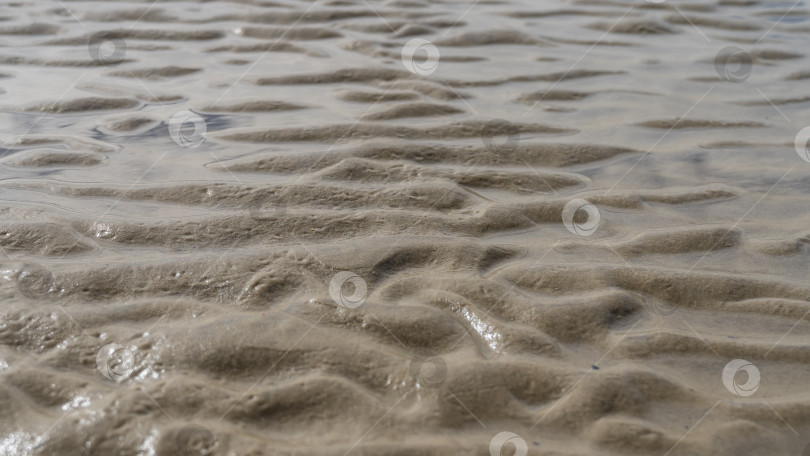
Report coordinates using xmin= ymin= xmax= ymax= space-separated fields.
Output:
xmin=0 ymin=0 xmax=809 ymax=455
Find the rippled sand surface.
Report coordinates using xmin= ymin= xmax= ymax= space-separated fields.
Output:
xmin=2 ymin=0 xmax=810 ymax=455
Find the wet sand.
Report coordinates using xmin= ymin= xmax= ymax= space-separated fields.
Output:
xmin=1 ymin=0 xmax=810 ymax=455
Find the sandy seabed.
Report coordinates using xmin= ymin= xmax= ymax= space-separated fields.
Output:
xmin=1 ymin=0 xmax=810 ymax=455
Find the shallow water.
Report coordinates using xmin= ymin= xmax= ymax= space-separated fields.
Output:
xmin=1 ymin=0 xmax=810 ymax=455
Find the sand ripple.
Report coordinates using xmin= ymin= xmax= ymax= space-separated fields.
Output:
xmin=1 ymin=0 xmax=809 ymax=455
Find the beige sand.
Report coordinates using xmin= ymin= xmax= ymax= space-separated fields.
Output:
xmin=1 ymin=0 xmax=810 ymax=455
